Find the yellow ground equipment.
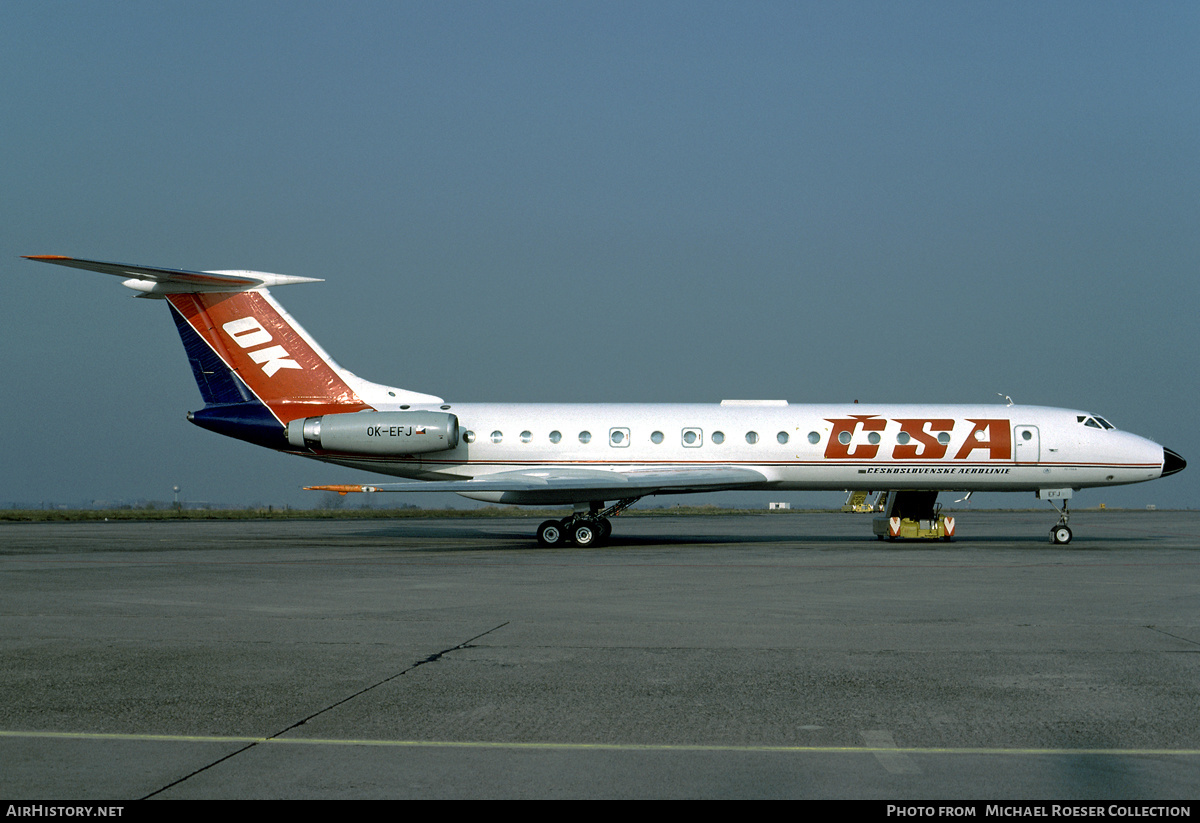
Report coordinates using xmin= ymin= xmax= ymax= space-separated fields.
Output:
xmin=871 ymin=490 xmax=955 ymax=541
xmin=842 ymin=491 xmax=870 ymax=512
xmin=843 ymin=490 xmax=886 ymax=513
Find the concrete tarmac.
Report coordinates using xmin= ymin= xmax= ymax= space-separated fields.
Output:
xmin=1 ymin=510 xmax=1198 ymax=799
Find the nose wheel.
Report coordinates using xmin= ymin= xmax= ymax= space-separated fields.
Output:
xmin=1050 ymin=524 xmax=1073 ymax=544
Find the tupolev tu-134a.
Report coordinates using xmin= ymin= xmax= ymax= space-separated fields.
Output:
xmin=26 ymin=255 xmax=1185 ymax=546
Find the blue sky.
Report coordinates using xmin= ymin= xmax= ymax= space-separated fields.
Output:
xmin=3 ymin=2 xmax=1197 ymax=510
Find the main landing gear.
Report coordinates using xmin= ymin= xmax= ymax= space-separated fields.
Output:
xmin=536 ymin=497 xmax=640 ymax=547
xmin=537 ymin=517 xmax=610 ymax=547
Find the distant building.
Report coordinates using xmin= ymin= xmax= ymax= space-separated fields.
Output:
xmin=768 ymin=502 xmax=791 ymax=510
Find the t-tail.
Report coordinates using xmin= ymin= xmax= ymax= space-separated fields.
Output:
xmin=23 ymin=255 xmax=442 ymax=448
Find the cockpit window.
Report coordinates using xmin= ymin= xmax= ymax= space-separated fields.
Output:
xmin=1078 ymin=414 xmax=1115 ymax=431
xmin=1094 ymin=416 xmax=1114 ymax=430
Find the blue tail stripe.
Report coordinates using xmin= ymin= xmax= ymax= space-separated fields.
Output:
xmin=168 ymin=301 xmax=257 ymax=405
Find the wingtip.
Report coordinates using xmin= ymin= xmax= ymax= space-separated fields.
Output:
xmin=22 ymin=255 xmax=73 ymax=261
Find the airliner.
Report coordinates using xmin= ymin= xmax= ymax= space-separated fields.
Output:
xmin=25 ymin=255 xmax=1185 ymax=546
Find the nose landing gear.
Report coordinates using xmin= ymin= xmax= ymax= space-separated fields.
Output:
xmin=1048 ymin=499 xmax=1072 ymax=544
xmin=1037 ymin=489 xmax=1075 ymax=544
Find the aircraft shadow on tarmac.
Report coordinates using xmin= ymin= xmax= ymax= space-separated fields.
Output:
xmin=341 ymin=519 xmax=1167 ymax=552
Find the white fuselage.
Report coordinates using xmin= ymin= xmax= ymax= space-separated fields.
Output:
xmin=310 ymin=402 xmax=1167 ymax=499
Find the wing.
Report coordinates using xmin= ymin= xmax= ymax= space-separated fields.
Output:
xmin=307 ymin=466 xmax=771 ymax=505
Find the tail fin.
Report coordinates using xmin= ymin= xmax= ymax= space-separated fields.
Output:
xmin=24 ymin=256 xmax=441 ymax=447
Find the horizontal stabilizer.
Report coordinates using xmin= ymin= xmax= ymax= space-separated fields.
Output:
xmin=23 ymin=255 xmax=321 ymax=295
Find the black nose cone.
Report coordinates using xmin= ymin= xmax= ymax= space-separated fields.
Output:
xmin=1162 ymin=448 xmax=1187 ymax=477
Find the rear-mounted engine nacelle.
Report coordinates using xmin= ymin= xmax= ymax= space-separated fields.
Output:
xmin=286 ymin=411 xmax=459 ymax=455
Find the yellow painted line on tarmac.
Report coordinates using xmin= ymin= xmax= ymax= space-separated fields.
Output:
xmin=3 ymin=729 xmax=1200 ymax=757
xmin=0 ymin=730 xmax=266 ymax=745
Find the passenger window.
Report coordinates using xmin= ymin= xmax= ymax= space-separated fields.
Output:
xmin=464 ymin=431 xmax=476 ymax=443
xmin=579 ymin=431 xmax=592 ymax=444
xmin=808 ymin=432 xmax=821 ymax=444
xmin=712 ymin=431 xmax=725 ymax=444
xmin=682 ymin=428 xmax=702 ymax=447
xmin=746 ymin=431 xmax=759 ymax=444
xmin=491 ymin=431 xmax=503 ymax=444
xmin=549 ymin=430 xmax=562 ymax=443
xmin=777 ymin=432 xmax=789 ymax=444
xmin=520 ymin=431 xmax=532 ymax=443
xmin=609 ymin=428 xmax=630 ymax=447
xmin=651 ymin=431 xmax=664 ymax=444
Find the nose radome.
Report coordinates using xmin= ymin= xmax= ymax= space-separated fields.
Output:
xmin=1162 ymin=448 xmax=1187 ymax=477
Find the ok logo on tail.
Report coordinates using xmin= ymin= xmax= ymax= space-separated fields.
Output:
xmin=221 ymin=317 xmax=302 ymax=377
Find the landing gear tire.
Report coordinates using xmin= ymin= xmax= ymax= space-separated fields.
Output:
xmin=537 ymin=520 xmax=565 ymax=547
xmin=596 ymin=518 xmax=612 ymax=543
xmin=1050 ymin=525 xmax=1073 ymax=545
xmin=572 ymin=522 xmax=599 ymax=547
